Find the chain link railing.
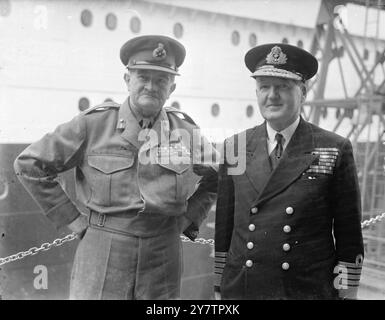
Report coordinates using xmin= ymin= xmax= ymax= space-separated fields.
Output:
xmin=1 ymin=212 xmax=384 ymax=266
xmin=180 ymin=235 xmax=215 ymax=246
xmin=0 ymin=233 xmax=77 ymax=266
xmin=361 ymin=212 xmax=385 ymax=229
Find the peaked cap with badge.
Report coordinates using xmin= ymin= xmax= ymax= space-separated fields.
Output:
xmin=245 ymin=43 xmax=318 ymax=81
xmin=120 ymin=35 xmax=186 ymax=75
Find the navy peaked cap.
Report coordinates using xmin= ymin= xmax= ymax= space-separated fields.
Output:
xmin=245 ymin=43 xmax=318 ymax=81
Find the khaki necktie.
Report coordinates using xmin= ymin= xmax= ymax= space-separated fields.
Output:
xmin=270 ymin=133 xmax=284 ymax=170
xmin=139 ymin=119 xmax=152 ymax=129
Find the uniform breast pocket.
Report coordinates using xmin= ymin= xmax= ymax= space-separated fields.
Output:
xmin=87 ymin=154 xmax=135 ymax=206
xmin=155 ymin=161 xmax=192 ymax=201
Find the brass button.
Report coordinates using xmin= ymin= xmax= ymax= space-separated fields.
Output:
xmin=245 ymin=260 xmax=253 ymax=267
xmin=282 ymin=262 xmax=290 ymax=270
xmin=250 ymin=207 xmax=258 ymax=214
xmin=249 ymin=224 xmax=256 ymax=232
xmin=283 ymin=243 xmax=291 ymax=251
xmin=283 ymin=225 xmax=291 ymax=233
xmin=247 ymin=242 xmax=254 ymax=250
xmin=285 ymin=207 xmax=294 ymax=215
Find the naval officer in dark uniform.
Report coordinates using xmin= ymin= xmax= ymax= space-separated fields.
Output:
xmin=14 ymin=35 xmax=218 ymax=299
xmin=214 ymin=43 xmax=364 ymax=300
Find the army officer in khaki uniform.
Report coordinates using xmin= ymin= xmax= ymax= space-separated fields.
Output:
xmin=14 ymin=35 xmax=217 ymax=300
xmin=214 ymin=43 xmax=364 ymax=300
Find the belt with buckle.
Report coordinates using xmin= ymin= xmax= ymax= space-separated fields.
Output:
xmin=88 ymin=210 xmax=135 ymax=236
xmin=88 ymin=210 xmax=178 ymax=237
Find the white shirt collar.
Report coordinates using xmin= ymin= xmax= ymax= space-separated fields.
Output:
xmin=266 ymin=116 xmax=300 ymax=154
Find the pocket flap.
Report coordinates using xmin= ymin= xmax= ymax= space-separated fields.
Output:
xmin=88 ymin=155 xmax=134 ymax=174
xmin=156 ymin=161 xmax=190 ymax=175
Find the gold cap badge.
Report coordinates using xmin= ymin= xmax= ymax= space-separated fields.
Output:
xmin=266 ymin=46 xmax=287 ymax=65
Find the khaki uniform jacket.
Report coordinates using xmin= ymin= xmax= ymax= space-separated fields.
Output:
xmin=214 ymin=118 xmax=364 ymax=299
xmin=14 ymin=98 xmax=217 ymax=238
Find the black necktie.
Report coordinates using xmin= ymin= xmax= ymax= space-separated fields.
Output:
xmin=270 ymin=133 xmax=284 ymax=170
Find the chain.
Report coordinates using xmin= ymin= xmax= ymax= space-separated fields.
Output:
xmin=1 ymin=212 xmax=384 ymax=266
xmin=0 ymin=233 xmax=78 ymax=266
xmin=361 ymin=212 xmax=385 ymax=229
xmin=180 ymin=235 xmax=215 ymax=246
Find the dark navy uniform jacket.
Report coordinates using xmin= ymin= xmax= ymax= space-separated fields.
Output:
xmin=214 ymin=118 xmax=364 ymax=300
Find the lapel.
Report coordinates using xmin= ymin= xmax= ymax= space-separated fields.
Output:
xmin=252 ymin=118 xmax=318 ymax=207
xmin=118 ymin=98 xmax=142 ymax=150
xmin=244 ymin=123 xmax=272 ymax=194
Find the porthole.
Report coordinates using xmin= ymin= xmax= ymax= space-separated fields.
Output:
xmin=106 ymin=13 xmax=117 ymax=30
xmin=249 ymin=33 xmax=257 ymax=47
xmin=104 ymin=98 xmax=114 ymax=103
xmin=231 ymin=31 xmax=240 ymax=46
xmin=282 ymin=37 xmax=289 ymax=44
xmin=246 ymin=105 xmax=254 ymax=118
xmin=78 ymin=97 xmax=90 ymax=111
xmin=211 ymin=103 xmax=220 ymax=117
xmin=0 ymin=0 xmax=11 ymax=17
xmin=80 ymin=9 xmax=93 ymax=27
xmin=171 ymin=101 xmax=180 ymax=110
xmin=130 ymin=16 xmax=141 ymax=33
xmin=173 ymin=22 xmax=184 ymax=39
xmin=297 ymin=40 xmax=303 ymax=48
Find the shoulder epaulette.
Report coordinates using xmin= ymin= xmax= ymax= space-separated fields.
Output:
xmin=164 ymin=107 xmax=197 ymax=126
xmin=83 ymin=101 xmax=120 ymax=115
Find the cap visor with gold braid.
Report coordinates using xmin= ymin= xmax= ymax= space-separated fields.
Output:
xmin=244 ymin=43 xmax=318 ymax=81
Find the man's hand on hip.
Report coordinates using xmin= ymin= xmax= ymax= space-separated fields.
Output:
xmin=67 ymin=213 xmax=88 ymax=239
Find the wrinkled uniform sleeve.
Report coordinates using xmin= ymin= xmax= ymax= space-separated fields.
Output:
xmin=183 ymin=135 xmax=218 ymax=238
xmin=13 ymin=115 xmax=86 ymax=230
xmin=214 ymin=140 xmax=235 ymax=294
xmin=331 ymin=139 xmax=364 ymax=299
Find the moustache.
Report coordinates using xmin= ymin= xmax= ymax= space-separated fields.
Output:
xmin=266 ymin=103 xmax=283 ymax=107
xmin=141 ymin=91 xmax=159 ymax=99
